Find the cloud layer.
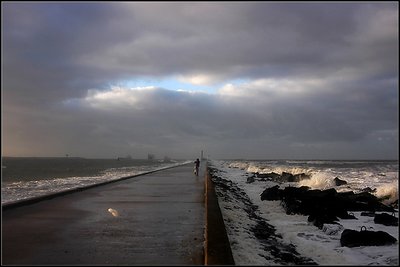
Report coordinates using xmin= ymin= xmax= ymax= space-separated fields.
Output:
xmin=2 ymin=2 xmax=398 ymax=159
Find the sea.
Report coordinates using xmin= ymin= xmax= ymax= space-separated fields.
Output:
xmin=2 ymin=157 xmax=398 ymax=265
xmin=208 ymin=159 xmax=399 ymax=265
xmin=1 ymin=157 xmax=189 ymax=205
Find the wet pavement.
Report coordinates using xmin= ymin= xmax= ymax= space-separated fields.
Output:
xmin=2 ymin=162 xmax=206 ymax=265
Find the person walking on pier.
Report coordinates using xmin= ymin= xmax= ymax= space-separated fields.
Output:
xmin=194 ymin=158 xmax=200 ymax=176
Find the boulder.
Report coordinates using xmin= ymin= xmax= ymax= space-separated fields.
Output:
xmin=260 ymin=185 xmax=281 ymax=201
xmin=340 ymin=228 xmax=397 ymax=247
xmin=333 ymin=177 xmax=347 ymax=186
xmin=256 ymin=172 xmax=280 ymax=180
xmin=336 ymin=191 xmax=394 ymax=212
xmin=246 ymin=175 xmax=256 ymax=184
xmin=255 ymin=171 xmax=310 ymax=183
xmin=374 ymin=213 xmax=399 ymax=226
xmin=361 ymin=187 xmax=377 ymax=194
xmin=280 ymin=172 xmax=294 ymax=182
xmin=261 ymin=184 xmax=394 ymax=229
xmin=308 ymin=212 xmax=339 ymax=229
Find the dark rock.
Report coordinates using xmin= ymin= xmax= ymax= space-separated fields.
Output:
xmin=307 ymin=208 xmax=356 ymax=229
xmin=256 ymin=172 xmax=280 ymax=180
xmin=281 ymin=186 xmax=312 ymax=215
xmin=256 ymin=171 xmax=310 ymax=183
xmin=374 ymin=213 xmax=399 ymax=226
xmin=308 ymin=213 xmax=339 ymax=229
xmin=337 ymin=191 xmax=394 ymax=212
xmin=361 ymin=187 xmax=377 ymax=194
xmin=281 ymin=172 xmax=295 ymax=182
xmin=340 ymin=228 xmax=397 ymax=247
xmin=333 ymin=177 xmax=347 ymax=186
xmin=261 ymin=184 xmax=394 ymax=230
xmin=389 ymin=199 xmax=398 ymax=209
xmin=246 ymin=175 xmax=256 ymax=184
xmin=282 ymin=187 xmax=340 ymax=216
xmin=260 ymin=185 xmax=282 ymax=201
xmin=283 ymin=198 xmax=303 ymax=215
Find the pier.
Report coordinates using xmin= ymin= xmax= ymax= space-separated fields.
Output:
xmin=2 ymin=162 xmax=234 ymax=265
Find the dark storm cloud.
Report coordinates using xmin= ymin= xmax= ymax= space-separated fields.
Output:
xmin=2 ymin=2 xmax=398 ymax=159
xmin=76 ymin=2 xmax=396 ymax=81
xmin=3 ymin=2 xmax=396 ymax=89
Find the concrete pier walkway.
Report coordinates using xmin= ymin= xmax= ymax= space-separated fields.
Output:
xmin=2 ymin=162 xmax=206 ymax=265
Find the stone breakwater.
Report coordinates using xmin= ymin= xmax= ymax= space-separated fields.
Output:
xmin=208 ymin=167 xmax=317 ymax=265
xmin=259 ymin=173 xmax=398 ymax=247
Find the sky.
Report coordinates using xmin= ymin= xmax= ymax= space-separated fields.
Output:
xmin=2 ymin=2 xmax=399 ymax=160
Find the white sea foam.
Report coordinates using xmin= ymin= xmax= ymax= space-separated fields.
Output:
xmin=299 ymin=171 xmax=335 ymax=190
xmin=229 ymin=161 xmax=315 ymax=177
xmin=375 ymin=181 xmax=399 ymax=205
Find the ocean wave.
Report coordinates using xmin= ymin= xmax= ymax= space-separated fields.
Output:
xmin=298 ymin=171 xmax=335 ymax=190
xmin=375 ymin=181 xmax=399 ymax=205
xmin=224 ymin=160 xmax=398 ymax=196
